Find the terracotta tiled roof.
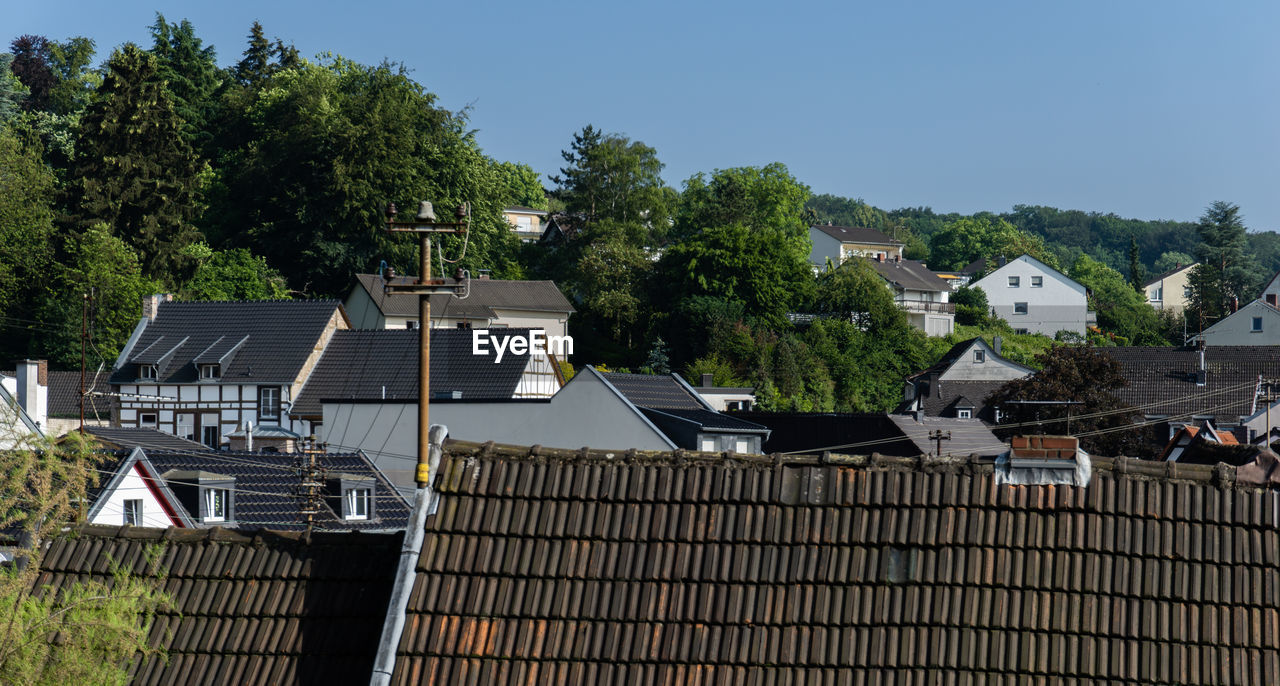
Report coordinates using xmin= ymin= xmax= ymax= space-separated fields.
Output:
xmin=392 ymin=439 xmax=1280 ymax=683
xmin=34 ymin=524 xmax=403 ymax=685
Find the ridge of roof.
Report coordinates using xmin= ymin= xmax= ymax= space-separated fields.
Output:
xmin=437 ymin=438 xmax=1261 ymax=489
xmin=1143 ymin=261 xmax=1197 ymax=287
xmin=810 ymin=224 xmax=903 ymax=245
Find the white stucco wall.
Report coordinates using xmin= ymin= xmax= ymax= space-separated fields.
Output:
xmin=319 ymin=370 xmax=674 ymax=494
xmin=939 ymin=341 xmax=1032 ymax=382
xmin=972 ymin=257 xmax=1088 ymax=336
xmin=1197 ymin=300 xmax=1280 ymax=346
xmin=90 ymin=465 xmax=176 ymax=528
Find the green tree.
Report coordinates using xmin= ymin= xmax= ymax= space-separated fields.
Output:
xmin=493 ymin=161 xmax=547 ymax=210
xmin=209 ymin=57 xmax=523 ymax=295
xmin=549 ymin=124 xmax=672 ymax=236
xmin=1153 ymin=250 xmax=1195 ymax=274
xmin=37 ymin=225 xmax=163 ymax=367
xmin=0 ymin=128 xmax=57 ymax=360
xmin=1189 ymin=201 xmax=1258 ymax=322
xmin=8 ymin=36 xmax=54 ymax=112
xmin=0 ymin=55 xmax=28 ymax=123
xmin=951 ymin=284 xmax=990 ymax=326
xmin=181 ymin=244 xmax=289 ymax=300
xmin=0 ymin=433 xmax=168 ymax=684
xmin=1069 ymin=255 xmax=1167 ymax=346
xmin=66 ymin=44 xmax=204 ymax=285
xmin=148 ymin=14 xmax=221 ymax=148
xmin=986 ymin=344 xmax=1148 ymax=457
xmin=929 ymin=216 xmax=1059 ymax=271
xmin=233 ymin=21 xmax=273 ymax=86
xmin=1127 ymin=236 xmax=1144 ymax=293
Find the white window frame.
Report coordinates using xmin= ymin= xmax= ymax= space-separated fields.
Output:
xmin=974 ymin=350 xmax=985 ymax=363
xmin=204 ymin=488 xmax=227 ymax=522
xmin=259 ymin=387 xmax=281 ymax=421
xmin=957 ymin=409 xmax=972 ymax=419
xmin=139 ymin=364 xmax=157 ymax=380
xmin=1014 ymin=302 xmax=1028 ymax=315
xmin=123 ymin=499 xmax=142 ymax=526
xmin=1030 ymin=276 xmax=1043 ymax=288
xmin=1008 ymin=276 xmax=1020 ymax=287
xmin=200 ymin=364 xmax=220 ymax=380
xmin=139 ymin=413 xmax=158 ymax=428
xmin=346 ymin=488 xmax=371 ymax=520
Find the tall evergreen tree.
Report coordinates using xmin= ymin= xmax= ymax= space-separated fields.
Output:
xmin=148 ymin=14 xmax=220 ymax=148
xmin=67 ymin=44 xmax=203 ymax=285
xmin=234 ymin=22 xmax=272 ymax=86
xmin=1189 ymin=201 xmax=1257 ymax=323
xmin=1127 ymin=236 xmax=1144 ymax=293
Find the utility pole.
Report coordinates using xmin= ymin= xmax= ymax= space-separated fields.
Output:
xmin=383 ymin=201 xmax=469 ymax=489
xmin=80 ymin=291 xmax=87 ymax=434
xmin=296 ymin=440 xmax=326 ymax=535
xmin=928 ymin=430 xmax=951 ymax=456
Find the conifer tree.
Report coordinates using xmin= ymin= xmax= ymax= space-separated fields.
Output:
xmin=1189 ymin=201 xmax=1258 ymax=323
xmin=234 ymin=22 xmax=272 ymax=86
xmin=67 ymin=44 xmax=203 ymax=285
xmin=148 ymin=14 xmax=220 ymax=148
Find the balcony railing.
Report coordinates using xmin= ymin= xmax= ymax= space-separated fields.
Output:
xmin=898 ymin=300 xmax=955 ymax=314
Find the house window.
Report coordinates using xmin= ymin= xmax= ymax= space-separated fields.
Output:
xmin=957 ymin=409 xmax=972 ymax=419
xmin=199 ymin=364 xmax=220 ymax=380
xmin=456 ymin=321 xmax=472 ymax=330
xmin=346 ymin=488 xmax=371 ymax=520
xmin=1014 ymin=302 xmax=1028 ymax=315
xmin=202 ymin=425 xmax=221 ymax=449
xmin=139 ymin=364 xmax=157 ymax=380
xmin=204 ymin=488 xmax=228 ymax=522
xmin=700 ymin=438 xmax=716 ymax=452
xmin=1008 ymin=276 xmax=1020 ymax=287
xmin=406 ymin=320 xmax=418 ymax=330
xmin=734 ymin=438 xmax=750 ymax=453
xmin=1031 ymin=276 xmax=1043 ymax=287
xmin=123 ymin=499 xmax=142 ymax=526
xmin=974 ymin=350 xmax=986 ymax=363
xmin=994 ymin=409 xmax=1004 ymax=423
xmin=1013 ymin=328 xmax=1029 ymax=335
xmin=1268 ymin=294 xmax=1278 ymax=308
xmin=1253 ymin=317 xmax=1263 ymax=332
xmin=259 ymin=387 xmax=281 ymax=421
xmin=725 ymin=400 xmax=751 ymax=411
xmin=139 ymin=413 xmax=158 ymax=428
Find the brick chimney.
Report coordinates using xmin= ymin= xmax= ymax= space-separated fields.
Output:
xmin=142 ymin=293 xmax=174 ymax=321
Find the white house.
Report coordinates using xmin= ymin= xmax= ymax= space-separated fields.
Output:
xmin=108 ymin=297 xmax=348 ymax=448
xmin=1145 ymin=262 xmax=1197 ymax=314
xmin=808 ymin=225 xmax=903 ymax=269
xmin=1195 ymin=299 xmax=1280 ymax=346
xmin=970 ymin=255 xmax=1092 ymax=336
xmin=318 ymin=367 xmax=769 ymax=494
xmin=865 ymin=255 xmax=955 ymax=336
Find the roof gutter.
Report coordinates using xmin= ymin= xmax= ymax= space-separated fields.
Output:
xmin=370 ymin=424 xmax=447 ymax=686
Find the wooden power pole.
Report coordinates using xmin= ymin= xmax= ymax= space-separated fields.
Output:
xmin=383 ymin=201 xmax=469 ymax=489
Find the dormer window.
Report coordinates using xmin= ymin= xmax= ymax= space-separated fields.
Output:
xmin=327 ymin=475 xmax=376 ymax=522
xmin=164 ymin=470 xmax=236 ymax=526
xmin=199 ymin=364 xmax=220 ymax=380
xmin=139 ymin=364 xmax=158 ymax=380
xmin=974 ymin=349 xmax=986 ymax=363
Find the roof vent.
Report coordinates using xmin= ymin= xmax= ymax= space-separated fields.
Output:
xmin=996 ymin=435 xmax=1090 ymax=486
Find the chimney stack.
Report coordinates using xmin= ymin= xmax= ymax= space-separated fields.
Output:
xmin=14 ymin=359 xmax=47 ymax=429
xmin=142 ymin=293 xmax=174 ymax=321
xmin=701 ymin=373 xmax=714 ymax=387
xmin=993 ymin=336 xmax=1003 ymax=355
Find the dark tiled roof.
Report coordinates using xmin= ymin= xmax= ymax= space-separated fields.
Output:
xmin=599 ymin=371 xmax=707 ymax=410
xmin=140 ymin=449 xmax=410 ymax=531
xmin=3 ymin=369 xmax=119 ymax=418
xmin=108 ymin=300 xmax=343 ymax=385
xmin=392 ymin=439 xmax=1280 ymax=683
xmin=908 ymin=379 xmax=1011 ymax=421
xmin=1144 ymin=261 xmax=1197 ymax=287
xmin=887 ymin=414 xmax=1006 ymax=456
xmin=639 ymin=407 xmax=770 ymax=434
xmin=83 ymin=426 xmax=209 ymax=451
xmin=810 ymin=224 xmax=903 ymax=246
xmin=353 ymin=274 xmax=574 ymax=319
xmin=503 ymin=205 xmax=548 ymax=215
xmin=35 ymin=524 xmax=402 ymax=685
xmin=291 ymin=329 xmax=533 ymax=417
xmin=865 ymin=257 xmax=952 ymax=293
xmin=1106 ymin=346 xmax=1280 ymax=426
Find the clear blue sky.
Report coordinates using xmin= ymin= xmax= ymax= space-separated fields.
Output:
xmin=15 ymin=2 xmax=1280 ymax=229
